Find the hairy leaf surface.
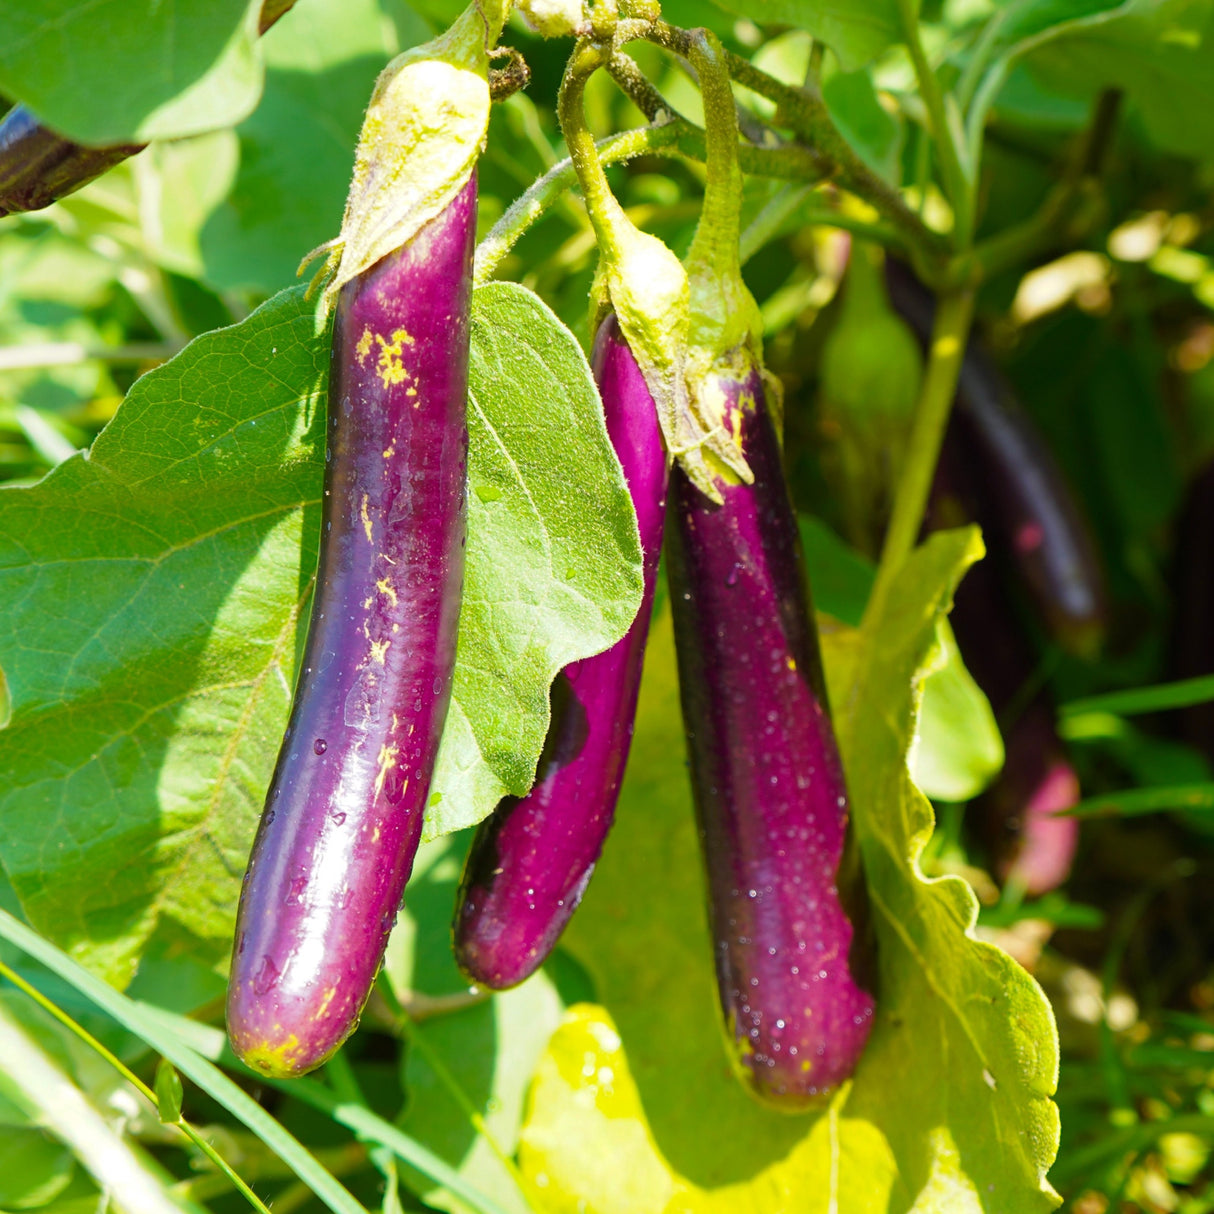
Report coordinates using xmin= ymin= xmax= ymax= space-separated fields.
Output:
xmin=0 ymin=280 xmax=642 ymax=983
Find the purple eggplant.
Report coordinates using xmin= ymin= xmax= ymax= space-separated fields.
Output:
xmin=452 ymin=314 xmax=668 ymax=989
xmin=1169 ymin=458 xmax=1214 ymax=762
xmin=226 ymin=175 xmax=474 ymax=1078
xmin=666 ymin=361 xmax=874 ymax=1108
xmin=0 ymin=0 xmax=295 ymax=218
xmin=887 ymin=260 xmax=1108 ymax=657
xmin=0 ymin=105 xmax=142 ymax=217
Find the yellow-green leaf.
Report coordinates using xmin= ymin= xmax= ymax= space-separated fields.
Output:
xmin=520 ymin=528 xmax=1061 ymax=1211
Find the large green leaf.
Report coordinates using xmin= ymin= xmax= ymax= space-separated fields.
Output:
xmin=200 ymin=0 xmax=432 ymax=296
xmin=709 ymin=0 xmax=903 ymax=71
xmin=1017 ymin=0 xmax=1214 ymax=159
xmin=0 ymin=0 xmax=265 ymax=145
xmin=519 ymin=530 xmax=1060 ymax=1211
xmin=0 ymin=279 xmax=642 ymax=984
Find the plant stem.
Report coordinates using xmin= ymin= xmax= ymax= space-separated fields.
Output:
xmin=862 ymin=287 xmax=975 ymax=631
xmin=0 ymin=999 xmax=183 ymax=1214
xmin=701 ymin=37 xmax=949 ymax=275
xmin=965 ymin=88 xmax=1121 ymax=284
xmin=896 ymin=0 xmax=973 ymax=248
xmin=473 ymin=119 xmax=818 ymax=286
xmin=0 ymin=960 xmax=271 ymax=1214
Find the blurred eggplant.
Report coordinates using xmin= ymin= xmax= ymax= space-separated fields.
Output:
xmin=888 ymin=259 xmax=1108 ymax=658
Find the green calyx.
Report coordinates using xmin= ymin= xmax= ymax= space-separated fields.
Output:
xmin=560 ymin=36 xmax=701 ymax=493
xmin=313 ymin=0 xmax=510 ymax=311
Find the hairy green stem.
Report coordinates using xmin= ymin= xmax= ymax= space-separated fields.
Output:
xmin=702 ymin=38 xmax=948 ymax=275
xmin=896 ymin=0 xmax=974 ymax=248
xmin=474 ymin=119 xmax=818 ymax=285
xmin=862 ymin=287 xmax=975 ymax=632
xmin=682 ymin=28 xmax=744 ymax=298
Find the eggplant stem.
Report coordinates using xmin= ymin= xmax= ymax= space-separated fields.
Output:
xmin=863 ymin=287 xmax=975 ymax=632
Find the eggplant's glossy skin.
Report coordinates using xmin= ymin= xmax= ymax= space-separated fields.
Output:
xmin=453 ymin=315 xmax=668 ymax=989
xmin=0 ymin=105 xmax=142 ymax=217
xmin=666 ymin=365 xmax=874 ymax=1108
xmin=887 ymin=261 xmax=1107 ymax=656
xmin=226 ymin=176 xmax=475 ymax=1078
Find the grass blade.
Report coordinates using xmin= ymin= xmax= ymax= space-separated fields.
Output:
xmin=0 ymin=909 xmax=366 ymax=1214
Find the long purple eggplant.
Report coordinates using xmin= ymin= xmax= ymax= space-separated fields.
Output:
xmin=666 ymin=361 xmax=874 ymax=1108
xmin=452 ymin=314 xmax=668 ymax=989
xmin=887 ymin=260 xmax=1108 ymax=657
xmin=0 ymin=0 xmax=296 ymax=218
xmin=226 ymin=175 xmax=474 ymax=1078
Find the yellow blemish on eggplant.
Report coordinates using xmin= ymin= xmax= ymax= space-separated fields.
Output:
xmin=376 ymin=577 xmax=398 ymax=606
xmin=370 ymin=639 xmax=390 ymax=665
xmin=360 ymin=494 xmax=373 ymax=542
xmin=383 ymin=443 xmax=395 ymax=459
xmin=363 ymin=596 xmax=374 ymax=609
xmin=374 ymin=328 xmax=415 ymax=387
xmin=313 ymin=986 xmax=338 ymax=1021
xmin=373 ymin=743 xmax=399 ymax=800
xmin=392 ymin=623 xmax=399 ymax=633
xmin=355 ymin=327 xmax=374 ymax=362
xmin=787 ymin=656 xmax=797 ymax=671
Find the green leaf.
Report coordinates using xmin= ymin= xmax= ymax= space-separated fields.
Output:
xmin=0 ymin=280 xmax=642 ymax=982
xmin=0 ymin=0 xmax=265 ymax=145
xmin=201 ymin=0 xmax=431 ymax=296
xmin=1060 ymin=672 xmax=1214 ymax=719
xmin=0 ymin=1126 xmax=74 ymax=1208
xmin=1066 ymin=783 xmax=1214 ymax=818
xmin=1018 ymin=0 xmax=1214 ymax=159
xmin=911 ymin=617 xmax=1004 ymax=803
xmin=801 ymin=516 xmax=1001 ymax=801
xmin=710 ymin=0 xmax=903 ymax=71
xmin=0 ymin=908 xmax=367 ymax=1214
xmin=153 ymin=1058 xmax=183 ymax=1123
xmin=521 ymin=530 xmax=1060 ymax=1210
xmin=427 ymin=282 xmax=644 ymax=837
xmin=822 ymin=66 xmax=903 ymax=185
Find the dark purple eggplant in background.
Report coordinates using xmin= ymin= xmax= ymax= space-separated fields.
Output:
xmin=0 ymin=107 xmax=142 ymax=217
xmin=452 ymin=313 xmax=669 ymax=990
xmin=667 ymin=361 xmax=874 ymax=1109
xmin=0 ymin=0 xmax=296 ymax=218
xmin=226 ymin=176 xmax=475 ymax=1078
xmin=887 ymin=260 xmax=1108 ymax=658
xmin=1169 ymin=457 xmax=1214 ymax=763
xmin=931 ymin=440 xmax=1080 ymax=894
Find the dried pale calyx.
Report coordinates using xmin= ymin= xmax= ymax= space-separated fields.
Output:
xmin=515 ymin=0 xmax=586 ymax=37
